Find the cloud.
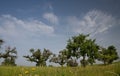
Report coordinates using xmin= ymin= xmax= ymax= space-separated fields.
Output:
xmin=0 ymin=14 xmax=54 ymax=39
xmin=67 ymin=10 xmax=118 ymax=36
xmin=43 ymin=12 xmax=59 ymax=25
xmin=48 ymin=4 xmax=53 ymax=11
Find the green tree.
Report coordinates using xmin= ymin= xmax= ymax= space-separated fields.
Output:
xmin=0 ymin=39 xmax=4 ymax=48
xmin=24 ymin=48 xmax=52 ymax=66
xmin=107 ymin=45 xmax=119 ymax=64
xmin=98 ymin=45 xmax=119 ymax=65
xmin=67 ymin=58 xmax=78 ymax=67
xmin=66 ymin=34 xmax=99 ymax=67
xmin=0 ymin=39 xmax=4 ymax=57
xmin=0 ymin=46 xmax=17 ymax=66
xmin=49 ymin=49 xmax=68 ymax=67
xmin=86 ymin=39 xmax=99 ymax=65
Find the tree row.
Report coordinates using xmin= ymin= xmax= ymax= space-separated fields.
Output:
xmin=0 ymin=34 xmax=119 ymax=67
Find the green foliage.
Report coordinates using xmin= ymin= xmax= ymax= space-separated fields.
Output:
xmin=97 ymin=45 xmax=119 ymax=65
xmin=0 ymin=39 xmax=4 ymax=48
xmin=67 ymin=58 xmax=78 ymax=67
xmin=107 ymin=46 xmax=119 ymax=64
xmin=66 ymin=34 xmax=99 ymax=67
xmin=24 ymin=48 xmax=52 ymax=66
xmin=50 ymin=49 xmax=68 ymax=66
xmin=0 ymin=39 xmax=4 ymax=59
xmin=1 ymin=34 xmax=119 ymax=67
xmin=0 ymin=46 xmax=17 ymax=66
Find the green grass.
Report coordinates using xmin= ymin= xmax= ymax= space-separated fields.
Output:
xmin=0 ymin=62 xmax=120 ymax=76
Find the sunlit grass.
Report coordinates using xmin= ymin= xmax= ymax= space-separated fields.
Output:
xmin=0 ymin=62 xmax=120 ymax=76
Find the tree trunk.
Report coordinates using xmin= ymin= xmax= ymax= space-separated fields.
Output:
xmin=83 ymin=56 xmax=86 ymax=67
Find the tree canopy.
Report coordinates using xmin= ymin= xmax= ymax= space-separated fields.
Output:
xmin=0 ymin=34 xmax=119 ymax=67
xmin=24 ymin=48 xmax=52 ymax=66
xmin=66 ymin=34 xmax=99 ymax=67
xmin=0 ymin=46 xmax=17 ymax=66
xmin=97 ymin=45 xmax=119 ymax=65
xmin=50 ymin=49 xmax=68 ymax=66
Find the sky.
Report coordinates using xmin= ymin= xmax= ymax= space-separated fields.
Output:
xmin=0 ymin=0 xmax=120 ymax=66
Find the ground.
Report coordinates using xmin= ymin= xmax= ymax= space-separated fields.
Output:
xmin=0 ymin=62 xmax=120 ymax=76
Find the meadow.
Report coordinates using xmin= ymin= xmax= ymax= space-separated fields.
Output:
xmin=0 ymin=62 xmax=120 ymax=76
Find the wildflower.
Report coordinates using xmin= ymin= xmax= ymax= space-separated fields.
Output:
xmin=32 ymin=67 xmax=36 ymax=71
xmin=34 ymin=74 xmax=39 ymax=76
xmin=25 ymin=70 xmax=29 ymax=74
xmin=18 ymin=74 xmax=22 ymax=76
xmin=69 ymin=70 xmax=73 ymax=74
xmin=21 ymin=67 xmax=24 ymax=71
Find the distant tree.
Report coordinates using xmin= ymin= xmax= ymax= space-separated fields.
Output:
xmin=107 ymin=45 xmax=119 ymax=64
xmin=0 ymin=39 xmax=4 ymax=58
xmin=66 ymin=34 xmax=99 ymax=67
xmin=67 ymin=58 xmax=78 ymax=67
xmin=0 ymin=46 xmax=17 ymax=66
xmin=23 ymin=48 xmax=52 ymax=66
xmin=98 ymin=45 xmax=119 ymax=65
xmin=0 ymin=39 xmax=4 ymax=48
xmin=49 ymin=49 xmax=68 ymax=67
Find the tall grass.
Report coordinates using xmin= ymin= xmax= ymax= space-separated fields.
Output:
xmin=0 ymin=62 xmax=120 ymax=76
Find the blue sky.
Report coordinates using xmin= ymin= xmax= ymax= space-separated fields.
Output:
xmin=0 ymin=0 xmax=120 ymax=66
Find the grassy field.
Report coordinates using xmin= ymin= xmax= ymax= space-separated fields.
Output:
xmin=0 ymin=62 xmax=120 ymax=76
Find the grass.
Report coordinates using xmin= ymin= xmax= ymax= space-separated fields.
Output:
xmin=0 ymin=62 xmax=120 ymax=76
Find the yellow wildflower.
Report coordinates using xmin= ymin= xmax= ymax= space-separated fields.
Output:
xmin=18 ymin=74 xmax=22 ymax=76
xmin=32 ymin=67 xmax=36 ymax=71
xmin=21 ymin=68 xmax=24 ymax=71
xmin=34 ymin=74 xmax=39 ymax=76
xmin=25 ymin=70 xmax=29 ymax=74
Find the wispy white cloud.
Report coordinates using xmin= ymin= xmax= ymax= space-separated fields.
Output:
xmin=67 ymin=10 xmax=118 ymax=36
xmin=0 ymin=14 xmax=54 ymax=39
xmin=43 ymin=12 xmax=59 ymax=25
xmin=48 ymin=4 xmax=53 ymax=11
